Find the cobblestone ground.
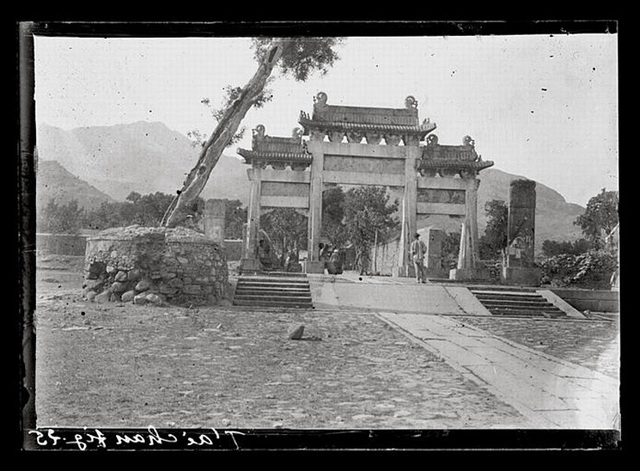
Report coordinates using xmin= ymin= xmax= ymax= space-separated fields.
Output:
xmin=32 ymin=257 xmax=620 ymax=431
xmin=35 ymin=299 xmax=535 ymax=430
xmin=458 ymin=316 xmax=620 ymax=379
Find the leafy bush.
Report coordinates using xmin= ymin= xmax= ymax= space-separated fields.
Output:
xmin=539 ymin=250 xmax=618 ymax=289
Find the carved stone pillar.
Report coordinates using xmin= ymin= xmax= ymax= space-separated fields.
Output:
xmin=502 ymin=179 xmax=541 ymax=285
xmin=203 ymin=199 xmax=226 ymax=245
xmin=304 ymin=136 xmax=326 ymax=274
xmin=396 ymin=146 xmax=419 ymax=277
xmin=449 ymin=177 xmax=490 ymax=281
xmin=240 ymin=165 xmax=262 ymax=272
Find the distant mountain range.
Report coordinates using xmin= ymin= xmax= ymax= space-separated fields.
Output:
xmin=35 ymin=121 xmax=585 ymax=245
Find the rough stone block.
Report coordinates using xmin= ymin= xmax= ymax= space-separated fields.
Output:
xmin=83 ymin=278 xmax=105 ymax=292
xmin=135 ymin=279 xmax=152 ymax=292
xmin=110 ymin=281 xmax=128 ymax=293
xmin=145 ymin=293 xmax=164 ymax=305
xmin=168 ymin=277 xmax=184 ymax=288
xmin=133 ymin=293 xmax=148 ymax=305
xmin=121 ymin=290 xmax=136 ymax=302
xmin=114 ymin=271 xmax=128 ymax=282
xmin=85 ymin=290 xmax=97 ymax=302
xmin=94 ymin=290 xmax=111 ymax=303
xmin=127 ymin=268 xmax=142 ymax=282
xmin=158 ymin=282 xmax=179 ymax=295
xmin=183 ymin=284 xmax=202 ymax=295
xmin=287 ymin=324 xmax=305 ymax=340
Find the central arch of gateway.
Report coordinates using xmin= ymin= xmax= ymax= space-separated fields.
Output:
xmin=236 ymin=92 xmax=494 ymax=279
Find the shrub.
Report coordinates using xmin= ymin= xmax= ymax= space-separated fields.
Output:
xmin=539 ymin=250 xmax=618 ymax=289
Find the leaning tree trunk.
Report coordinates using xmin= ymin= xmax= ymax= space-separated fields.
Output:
xmin=161 ymin=39 xmax=289 ymax=228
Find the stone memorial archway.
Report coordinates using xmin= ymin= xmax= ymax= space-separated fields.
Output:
xmin=237 ymin=92 xmax=494 ymax=278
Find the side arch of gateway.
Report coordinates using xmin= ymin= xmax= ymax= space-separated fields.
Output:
xmin=236 ymin=92 xmax=494 ymax=280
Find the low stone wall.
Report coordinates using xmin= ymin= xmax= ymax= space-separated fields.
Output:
xmin=369 ymin=236 xmax=400 ymax=276
xmin=37 ymin=233 xmax=87 ymax=256
xmin=83 ymin=225 xmax=229 ymax=307
xmin=550 ymin=288 xmax=619 ymax=313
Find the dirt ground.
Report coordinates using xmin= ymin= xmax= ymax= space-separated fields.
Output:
xmin=31 ymin=255 xmax=620 ymax=430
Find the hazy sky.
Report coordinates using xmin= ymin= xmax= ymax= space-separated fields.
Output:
xmin=34 ymin=33 xmax=618 ymax=206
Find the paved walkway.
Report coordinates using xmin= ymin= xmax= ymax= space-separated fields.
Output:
xmin=375 ymin=311 xmax=620 ymax=429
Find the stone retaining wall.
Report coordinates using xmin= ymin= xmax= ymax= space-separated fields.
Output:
xmin=83 ymin=225 xmax=229 ymax=307
xmin=550 ymin=288 xmax=619 ymax=313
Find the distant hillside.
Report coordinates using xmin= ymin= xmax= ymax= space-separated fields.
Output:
xmin=36 ymin=121 xmax=585 ymax=246
xmin=36 ymin=121 xmax=250 ymax=203
xmin=36 ymin=160 xmax=115 ymax=210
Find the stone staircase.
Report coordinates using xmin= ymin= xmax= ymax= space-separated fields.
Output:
xmin=232 ymin=272 xmax=313 ymax=308
xmin=469 ymin=287 xmax=567 ymax=318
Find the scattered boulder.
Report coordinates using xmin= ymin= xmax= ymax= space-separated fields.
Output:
xmin=83 ymin=278 xmax=105 ymax=291
xmin=120 ymin=290 xmax=136 ymax=302
xmin=133 ymin=293 xmax=148 ymax=305
xmin=94 ymin=290 xmax=111 ymax=304
xmin=146 ymin=293 xmax=164 ymax=305
xmin=287 ymin=324 xmax=305 ymax=340
xmin=114 ymin=271 xmax=128 ymax=282
xmin=135 ymin=278 xmax=152 ymax=292
xmin=127 ymin=268 xmax=142 ymax=282
xmin=110 ymin=281 xmax=128 ymax=293
xmin=85 ymin=290 xmax=97 ymax=302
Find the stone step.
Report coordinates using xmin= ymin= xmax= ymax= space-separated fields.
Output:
xmin=232 ymin=298 xmax=313 ymax=308
xmin=235 ymin=288 xmax=313 ymax=297
xmin=488 ymin=307 xmax=566 ymax=318
xmin=481 ymin=303 xmax=564 ymax=312
xmin=240 ymin=271 xmax=308 ymax=278
xmin=471 ymin=290 xmax=544 ymax=299
xmin=236 ymin=284 xmax=310 ymax=292
xmin=237 ymin=278 xmax=310 ymax=286
xmin=470 ymin=288 xmax=567 ymax=318
xmin=483 ymin=303 xmax=566 ymax=313
xmin=473 ymin=295 xmax=551 ymax=304
xmin=474 ymin=297 xmax=549 ymax=305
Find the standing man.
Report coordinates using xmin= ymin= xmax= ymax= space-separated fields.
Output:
xmin=410 ymin=232 xmax=427 ymax=283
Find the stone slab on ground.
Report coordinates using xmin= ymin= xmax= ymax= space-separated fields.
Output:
xmin=375 ymin=311 xmax=620 ymax=429
xmin=308 ymin=277 xmax=465 ymax=315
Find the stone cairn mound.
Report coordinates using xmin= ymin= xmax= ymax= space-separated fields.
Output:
xmin=82 ymin=225 xmax=228 ymax=307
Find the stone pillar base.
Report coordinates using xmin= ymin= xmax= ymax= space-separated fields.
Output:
xmin=239 ymin=258 xmax=262 ymax=273
xmin=425 ymin=267 xmax=449 ymax=279
xmin=449 ymin=267 xmax=492 ymax=281
xmin=394 ymin=264 xmax=411 ymax=278
xmin=303 ymin=261 xmax=326 ymax=274
xmin=501 ymin=266 xmax=541 ymax=286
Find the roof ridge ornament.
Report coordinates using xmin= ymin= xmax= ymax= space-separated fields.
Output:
xmin=313 ymin=91 xmax=328 ymax=111
xmin=405 ymin=95 xmax=418 ymax=109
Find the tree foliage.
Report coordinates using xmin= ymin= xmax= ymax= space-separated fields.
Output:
xmin=342 ymin=186 xmax=399 ymax=253
xmin=37 ymin=198 xmax=84 ymax=234
xmin=478 ymin=199 xmax=508 ymax=260
xmin=260 ymin=208 xmax=308 ymax=265
xmin=574 ymin=189 xmax=619 ymax=249
xmin=163 ymin=37 xmax=344 ymax=228
xmin=541 ymin=238 xmax=592 ymax=257
xmin=321 ymin=186 xmax=349 ymax=248
xmin=251 ymin=37 xmax=343 ymax=81
xmin=539 ymin=251 xmax=618 ymax=289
